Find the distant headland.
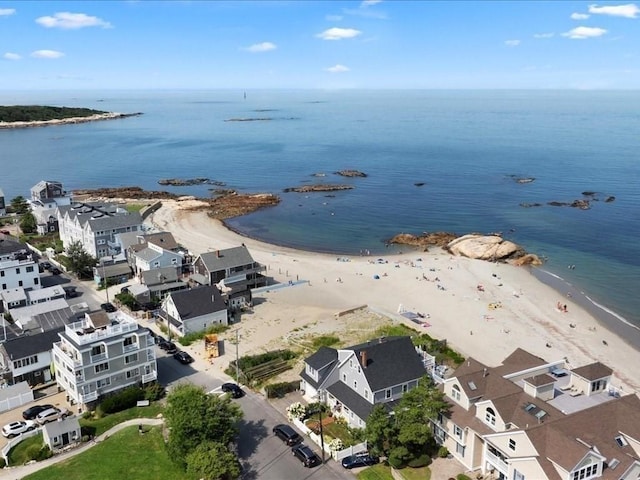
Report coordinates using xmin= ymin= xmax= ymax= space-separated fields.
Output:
xmin=0 ymin=105 xmax=142 ymax=129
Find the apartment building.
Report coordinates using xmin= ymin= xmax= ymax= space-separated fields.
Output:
xmin=0 ymin=238 xmax=40 ymax=292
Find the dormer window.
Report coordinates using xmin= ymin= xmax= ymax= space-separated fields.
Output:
xmin=485 ymin=407 xmax=496 ymax=426
xmin=452 ymin=384 xmax=461 ymax=401
xmin=571 ymin=460 xmax=598 ymax=480
xmin=615 ymin=435 xmax=628 ymax=447
xmin=508 ymin=438 xmax=516 ymax=450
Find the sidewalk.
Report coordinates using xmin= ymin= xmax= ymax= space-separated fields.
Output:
xmin=0 ymin=417 xmax=163 ymax=479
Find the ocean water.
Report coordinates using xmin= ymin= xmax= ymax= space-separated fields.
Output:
xmin=1 ymin=89 xmax=639 ymax=333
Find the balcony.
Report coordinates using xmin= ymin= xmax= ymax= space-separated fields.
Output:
xmin=91 ymin=352 xmax=107 ymax=363
xmin=123 ymin=342 xmax=139 ymax=353
xmin=53 ymin=343 xmax=82 ymax=368
xmin=142 ymin=371 xmax=157 ymax=384
xmin=485 ymin=450 xmax=509 ymax=475
xmin=79 ymin=390 xmax=99 ymax=403
xmin=65 ymin=316 xmax=140 ymax=345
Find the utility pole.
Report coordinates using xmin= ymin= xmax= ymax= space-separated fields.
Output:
xmin=317 ymin=389 xmax=325 ymax=464
xmin=234 ymin=328 xmax=240 ymax=384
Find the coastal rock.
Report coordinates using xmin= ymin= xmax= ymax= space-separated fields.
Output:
xmin=520 ymin=203 xmax=542 ymax=208
xmin=335 ymin=170 xmax=367 ymax=178
xmin=210 ymin=188 xmax=236 ymax=196
xmin=446 ymin=234 xmax=524 ymax=261
xmin=158 ymin=178 xmax=226 ymax=187
xmin=207 ymin=192 xmax=280 ymax=219
xmin=511 ymin=253 xmax=543 ymax=266
xmin=414 ymin=182 xmax=426 ymax=187
xmin=283 ymin=184 xmax=354 ymax=193
xmin=605 ymin=196 xmax=615 ymax=203
xmin=72 ymin=186 xmax=180 ymax=200
xmin=507 ymin=174 xmax=535 ymax=184
xmin=0 ymin=111 xmax=142 ymax=129
xmin=388 ymin=232 xmax=458 ymax=249
xmin=548 ymin=200 xmax=591 ymax=209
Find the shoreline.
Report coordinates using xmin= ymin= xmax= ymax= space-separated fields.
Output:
xmin=146 ymin=200 xmax=640 ymax=394
xmin=0 ymin=112 xmax=141 ymax=129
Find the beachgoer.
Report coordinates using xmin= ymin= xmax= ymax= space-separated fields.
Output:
xmin=563 ymin=304 xmax=568 ymax=313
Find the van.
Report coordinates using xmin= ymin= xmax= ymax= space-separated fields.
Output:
xmin=272 ymin=424 xmax=302 ymax=445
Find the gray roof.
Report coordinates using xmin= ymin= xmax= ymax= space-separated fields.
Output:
xmin=2 ymin=328 xmax=64 ymax=360
xmin=89 ymin=311 xmax=111 ymax=328
xmin=167 ymin=285 xmax=227 ymax=320
xmin=198 ymin=246 xmax=256 ymax=272
xmin=31 ymin=306 xmax=75 ymax=332
xmin=141 ymin=266 xmax=180 ymax=286
xmin=43 ymin=416 xmax=80 ymax=438
xmin=135 ymin=247 xmax=162 ymax=263
xmin=27 ymin=285 xmax=66 ymax=302
xmin=148 ymin=280 xmax=187 ymax=293
xmin=12 ymin=299 xmax=70 ymax=325
xmin=326 ymin=381 xmax=376 ymax=422
xmin=0 ymin=237 xmax=29 ymax=256
xmin=189 ymin=273 xmax=208 ymax=285
xmin=301 ymin=346 xmax=338 ymax=389
xmin=145 ymin=232 xmax=179 ymax=251
xmin=1 ymin=288 xmax=27 ymax=304
xmin=58 ymin=202 xmax=142 ymax=231
xmin=345 ymin=336 xmax=426 ymax=391
xmin=96 ymin=263 xmax=132 ymax=278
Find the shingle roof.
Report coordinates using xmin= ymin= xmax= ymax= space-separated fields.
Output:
xmin=345 ymin=336 xmax=426 ymax=391
xmin=326 ymin=381 xmax=376 ymax=422
xmin=198 ymin=246 xmax=256 ymax=272
xmin=456 ymin=368 xmax=521 ymax=400
xmin=491 ymin=391 xmax=563 ymax=429
xmin=524 ymin=374 xmax=555 ymax=387
xmin=145 ymin=232 xmax=179 ymax=251
xmin=2 ymin=328 xmax=64 ymax=360
xmin=141 ymin=266 xmax=180 ymax=286
xmin=32 ymin=307 xmax=75 ymax=331
xmin=571 ymin=362 xmax=613 ymax=381
xmin=134 ymin=247 xmax=162 ymax=263
xmin=43 ymin=416 xmax=80 ymax=438
xmin=0 ymin=237 xmax=29 ymax=256
xmin=167 ymin=285 xmax=227 ymax=320
xmin=493 ymin=348 xmax=547 ymax=376
xmin=301 ymin=346 xmax=338 ymax=389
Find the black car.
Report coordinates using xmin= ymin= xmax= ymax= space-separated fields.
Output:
xmin=63 ymin=286 xmax=79 ymax=298
xmin=159 ymin=341 xmax=178 ymax=354
xmin=292 ymin=444 xmax=321 ymax=468
xmin=22 ymin=404 xmax=54 ymax=421
xmin=272 ymin=424 xmax=302 ymax=445
xmin=41 ymin=261 xmax=52 ymax=271
xmin=221 ymin=383 xmax=244 ymax=398
xmin=173 ymin=351 xmax=195 ymax=364
xmin=100 ymin=302 xmax=117 ymax=313
xmin=50 ymin=267 xmax=61 ymax=275
xmin=341 ymin=453 xmax=380 ymax=469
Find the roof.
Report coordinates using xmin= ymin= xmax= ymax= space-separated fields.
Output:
xmin=0 ymin=237 xmax=29 ymax=256
xmin=197 ymin=246 xmax=257 ymax=272
xmin=141 ymin=266 xmax=180 ymax=286
xmin=58 ymin=202 xmax=142 ymax=230
xmin=493 ymin=348 xmax=547 ymax=376
xmin=148 ymin=280 xmax=187 ymax=293
xmin=96 ymin=262 xmax=132 ymax=278
xmin=301 ymin=346 xmax=338 ymax=388
xmin=134 ymin=247 xmax=162 ymax=263
xmin=166 ymin=285 xmax=227 ymax=320
xmin=11 ymin=299 xmax=70 ymax=325
xmin=490 ymin=390 xmax=563 ymax=429
xmin=326 ymin=381 xmax=376 ymax=422
xmin=524 ymin=374 xmax=555 ymax=387
xmin=31 ymin=307 xmax=75 ymax=331
xmin=144 ymin=232 xmax=179 ymax=251
xmin=571 ymin=362 xmax=613 ymax=381
xmin=2 ymin=328 xmax=64 ymax=360
xmin=127 ymin=284 xmax=149 ymax=296
xmin=88 ymin=311 xmax=111 ymax=329
xmin=189 ymin=273 xmax=208 ymax=285
xmin=1 ymin=288 xmax=27 ymax=304
xmin=455 ymin=368 xmax=521 ymax=400
xmin=43 ymin=416 xmax=81 ymax=437
xmin=27 ymin=285 xmax=66 ymax=302
xmin=344 ymin=336 xmax=426 ymax=391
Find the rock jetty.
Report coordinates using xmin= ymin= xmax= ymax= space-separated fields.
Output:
xmin=158 ymin=178 xmax=226 ymax=187
xmin=283 ymin=184 xmax=354 ymax=193
xmin=335 ymin=170 xmax=367 ymax=178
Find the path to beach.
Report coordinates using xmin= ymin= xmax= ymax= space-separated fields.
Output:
xmin=148 ymin=199 xmax=640 ymax=394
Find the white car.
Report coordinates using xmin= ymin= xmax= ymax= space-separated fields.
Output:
xmin=2 ymin=420 xmax=37 ymax=437
xmin=35 ymin=407 xmax=69 ymax=425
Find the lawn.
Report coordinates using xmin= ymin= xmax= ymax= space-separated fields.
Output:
xmin=23 ymin=426 xmax=193 ymax=480
xmin=7 ymin=433 xmax=46 ymax=466
xmin=358 ymin=464 xmax=431 ymax=480
xmin=80 ymin=403 xmax=164 ymax=437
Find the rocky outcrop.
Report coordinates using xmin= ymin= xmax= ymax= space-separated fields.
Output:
xmin=388 ymin=232 xmax=457 ymax=249
xmin=283 ymin=184 xmax=354 ymax=193
xmin=548 ymin=200 xmax=591 ymax=210
xmin=72 ymin=186 xmax=180 ymax=200
xmin=446 ymin=234 xmax=524 ymax=261
xmin=207 ymin=192 xmax=280 ymax=219
xmin=0 ymin=112 xmax=142 ymax=129
xmin=520 ymin=203 xmax=542 ymax=208
xmin=511 ymin=253 xmax=543 ymax=266
xmin=158 ymin=178 xmax=226 ymax=186
xmin=335 ymin=170 xmax=367 ymax=178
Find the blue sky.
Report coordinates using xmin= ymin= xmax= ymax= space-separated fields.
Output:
xmin=0 ymin=1 xmax=638 ymax=90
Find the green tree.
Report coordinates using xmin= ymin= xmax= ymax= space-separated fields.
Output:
xmin=66 ymin=240 xmax=97 ymax=279
xmin=364 ymin=404 xmax=397 ymax=456
xmin=164 ymin=384 xmax=243 ymax=470
xmin=186 ymin=441 xmax=241 ymax=480
xmin=19 ymin=212 xmax=37 ymax=234
xmin=10 ymin=196 xmax=29 ymax=215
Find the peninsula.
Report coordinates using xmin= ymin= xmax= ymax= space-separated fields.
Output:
xmin=0 ymin=105 xmax=142 ymax=129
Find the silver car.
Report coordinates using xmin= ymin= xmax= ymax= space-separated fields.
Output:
xmin=35 ymin=407 xmax=69 ymax=425
xmin=2 ymin=420 xmax=37 ymax=437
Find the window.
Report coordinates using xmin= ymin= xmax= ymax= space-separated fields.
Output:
xmin=591 ymin=379 xmax=604 ymax=392
xmin=171 ymin=258 xmax=178 ymax=265
xmin=15 ymin=268 xmax=20 ymax=274
xmin=91 ymin=345 xmax=106 ymax=356
xmin=453 ymin=425 xmax=463 ymax=439
xmin=94 ymin=362 xmax=109 ymax=373
xmin=13 ymin=355 xmax=38 ymax=369
xmin=402 ymin=384 xmax=408 ymax=393
xmin=513 ymin=469 xmax=525 ymax=480
xmin=34 ymin=278 xmax=39 ymax=285
xmin=385 ymin=389 xmax=391 ymax=399
xmin=615 ymin=435 xmax=628 ymax=447
xmin=342 ymin=373 xmax=347 ymax=382
xmin=97 ymin=377 xmax=111 ymax=388
xmin=456 ymin=442 xmax=465 ymax=456
xmin=353 ymin=380 xmax=357 ymax=390
xmin=349 ymin=360 xmax=353 ymax=368
xmin=485 ymin=407 xmax=496 ymax=426
xmin=452 ymin=384 xmax=461 ymax=401
xmin=124 ymin=336 xmax=136 ymax=347
xmin=18 ymin=280 xmax=23 ymax=287
xmin=26 ymin=266 xmax=34 ymax=273
xmin=0 ymin=271 xmax=4 ymax=277
xmin=508 ymin=438 xmax=516 ymax=451
xmin=364 ymin=389 xmax=370 ymax=400
xmin=126 ymin=368 xmax=140 ymax=379
xmin=572 ymin=463 xmax=598 ymax=480
xmin=125 ymin=353 xmax=138 ymax=364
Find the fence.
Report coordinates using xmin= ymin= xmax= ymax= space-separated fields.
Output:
xmin=1 ymin=429 xmax=40 ymax=465
xmin=292 ymin=418 xmax=368 ymax=461
xmin=0 ymin=390 xmax=34 ymax=413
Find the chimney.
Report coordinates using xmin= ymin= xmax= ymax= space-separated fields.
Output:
xmin=360 ymin=350 xmax=368 ymax=368
xmin=216 ymin=250 xmax=220 ymax=258
xmin=483 ymin=368 xmax=488 ymax=377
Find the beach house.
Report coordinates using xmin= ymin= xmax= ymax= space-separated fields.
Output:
xmin=432 ymin=348 xmax=638 ymax=479
xmin=300 ymin=336 xmax=427 ymax=428
xmin=159 ymin=285 xmax=228 ymax=337
xmin=0 ymin=328 xmax=62 ymax=387
xmin=29 ymin=180 xmax=71 ymax=235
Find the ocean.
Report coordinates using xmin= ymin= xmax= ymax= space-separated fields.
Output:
xmin=1 ymin=89 xmax=639 ymax=337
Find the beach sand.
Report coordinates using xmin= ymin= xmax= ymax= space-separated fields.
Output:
xmin=147 ymin=199 xmax=640 ymax=394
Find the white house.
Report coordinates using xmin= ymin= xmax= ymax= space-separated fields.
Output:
xmin=0 ymin=238 xmax=40 ymax=293
xmin=0 ymin=328 xmax=62 ymax=386
xmin=160 ymin=285 xmax=228 ymax=337
xmin=42 ymin=416 xmax=81 ymax=452
xmin=132 ymin=242 xmax=184 ymax=277
xmin=29 ymin=180 xmax=71 ymax=235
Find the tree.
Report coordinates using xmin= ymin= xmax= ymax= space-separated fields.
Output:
xmin=364 ymin=404 xmax=397 ymax=456
xmin=66 ymin=240 xmax=97 ymax=279
xmin=10 ymin=196 xmax=29 ymax=215
xmin=164 ymin=384 xmax=243 ymax=470
xmin=19 ymin=212 xmax=37 ymax=234
xmin=186 ymin=441 xmax=241 ymax=480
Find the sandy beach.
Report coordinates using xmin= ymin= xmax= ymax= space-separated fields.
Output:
xmin=147 ymin=199 xmax=640 ymax=394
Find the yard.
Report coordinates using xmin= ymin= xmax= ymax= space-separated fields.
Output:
xmin=79 ymin=403 xmax=165 ymax=437
xmin=357 ymin=464 xmax=431 ymax=480
xmin=23 ymin=426 xmax=193 ymax=480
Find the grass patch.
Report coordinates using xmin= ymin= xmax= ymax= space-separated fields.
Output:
xmin=80 ymin=404 xmax=164 ymax=437
xmin=311 ymin=335 xmax=340 ymax=349
xmin=314 ymin=420 xmax=362 ymax=447
xmin=7 ymin=433 xmax=44 ymax=466
xmin=398 ymin=466 xmax=431 ymax=480
xmin=124 ymin=203 xmax=146 ymax=213
xmin=373 ymin=324 xmax=420 ymax=339
xmin=23 ymin=426 xmax=193 ymax=480
xmin=358 ymin=463 xmax=395 ymax=480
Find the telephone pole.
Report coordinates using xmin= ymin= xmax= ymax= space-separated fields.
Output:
xmin=234 ymin=328 xmax=241 ymax=383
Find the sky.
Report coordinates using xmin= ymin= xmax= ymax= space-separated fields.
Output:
xmin=0 ymin=0 xmax=638 ymax=90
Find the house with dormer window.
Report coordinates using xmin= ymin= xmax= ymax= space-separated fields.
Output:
xmin=300 ymin=336 xmax=427 ymax=428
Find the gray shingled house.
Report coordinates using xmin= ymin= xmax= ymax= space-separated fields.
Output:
xmin=160 ymin=285 xmax=229 ymax=337
xmin=0 ymin=328 xmax=63 ymax=386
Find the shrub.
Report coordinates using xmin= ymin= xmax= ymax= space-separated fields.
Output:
xmin=311 ymin=335 xmax=340 ymax=348
xmin=179 ymin=324 xmax=229 ymax=346
xmin=328 ymin=438 xmax=344 ymax=451
xmin=286 ymin=402 xmax=306 ymax=421
xmin=143 ymin=381 xmax=165 ymax=401
xmin=265 ymin=381 xmax=298 ymax=398
xmin=438 ymin=446 xmax=450 ymax=458
xmin=457 ymin=475 xmax=472 ymax=480
xmin=35 ymin=446 xmax=52 ymax=461
xmin=388 ymin=446 xmax=411 ymax=469
xmin=97 ymin=386 xmax=144 ymax=415
xmin=81 ymin=434 xmax=91 ymax=443
xmin=407 ymin=453 xmax=431 ymax=468
xmin=0 ymin=457 xmax=5 ymax=468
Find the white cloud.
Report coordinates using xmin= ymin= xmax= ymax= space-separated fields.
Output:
xmin=571 ymin=12 xmax=590 ymax=19
xmin=326 ymin=64 xmax=350 ymax=73
xmin=588 ymin=3 xmax=640 ymax=18
xmin=316 ymin=27 xmax=362 ymax=40
xmin=35 ymin=12 xmax=112 ymax=29
xmin=562 ymin=26 xmax=607 ymax=39
xmin=505 ymin=39 xmax=521 ymax=46
xmin=31 ymin=49 xmax=65 ymax=59
xmin=3 ymin=52 xmax=21 ymax=60
xmin=533 ymin=32 xmax=554 ymax=38
xmin=244 ymin=42 xmax=277 ymax=53
xmin=0 ymin=8 xmax=16 ymax=16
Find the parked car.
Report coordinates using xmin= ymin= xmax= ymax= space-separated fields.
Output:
xmin=341 ymin=452 xmax=380 ymax=469
xmin=159 ymin=341 xmax=178 ymax=354
xmin=63 ymin=286 xmax=79 ymax=298
xmin=36 ymin=407 xmax=69 ymax=425
xmin=292 ymin=444 xmax=321 ymax=468
xmin=41 ymin=261 xmax=52 ymax=271
xmin=2 ymin=420 xmax=37 ymax=438
xmin=173 ymin=351 xmax=195 ymax=364
xmin=50 ymin=267 xmax=62 ymax=275
xmin=272 ymin=424 xmax=302 ymax=445
xmin=100 ymin=302 xmax=117 ymax=313
xmin=22 ymin=404 xmax=54 ymax=420
xmin=221 ymin=383 xmax=244 ymax=398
